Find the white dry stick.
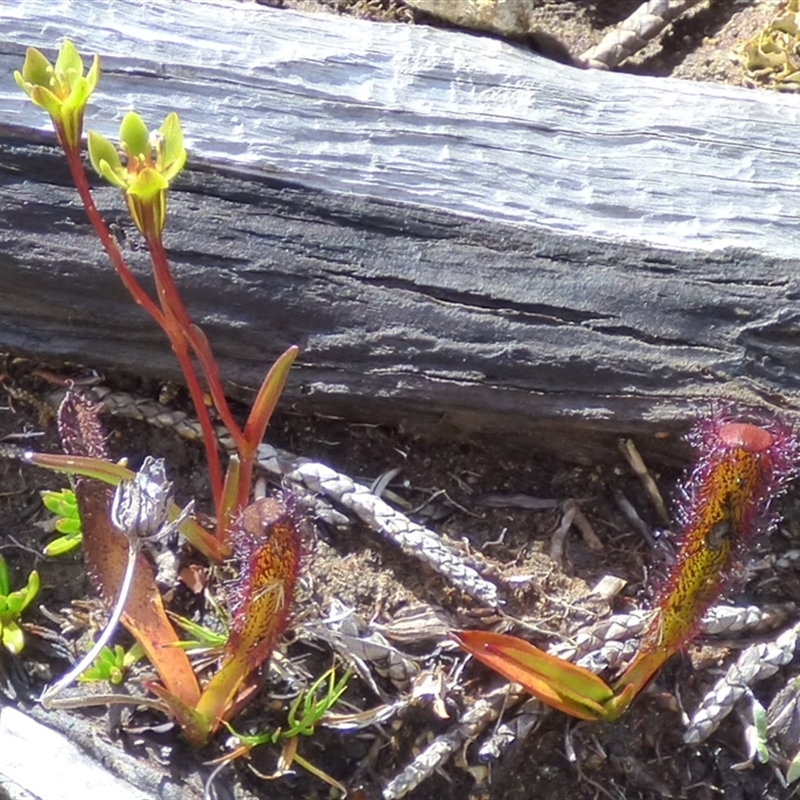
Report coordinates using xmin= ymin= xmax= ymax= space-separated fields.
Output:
xmin=566 ymin=500 xmax=604 ymax=552
xmin=373 ymin=604 xmax=452 ymax=645
xmin=685 ymin=622 xmax=800 ymax=744
xmin=39 ymin=533 xmax=139 ymax=707
xmin=618 ymin=437 xmax=670 ymax=525
xmin=579 ymin=0 xmax=704 ymax=70
xmin=282 ymin=459 xmax=501 ymax=608
xmin=382 ymin=683 xmax=523 ymax=800
xmin=549 ymin=503 xmax=576 ymax=566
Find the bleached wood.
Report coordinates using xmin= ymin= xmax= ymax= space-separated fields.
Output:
xmin=0 ymin=706 xmax=153 ymax=800
xmin=2 ymin=0 xmax=800 ymax=453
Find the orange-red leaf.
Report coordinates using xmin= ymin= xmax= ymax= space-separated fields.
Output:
xmin=195 ymin=493 xmax=304 ymax=735
xmin=57 ymin=392 xmax=200 ymax=708
xmin=454 ymin=630 xmax=614 ymax=721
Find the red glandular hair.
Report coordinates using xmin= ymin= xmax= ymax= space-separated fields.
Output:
xmin=618 ymin=412 xmax=799 ymax=696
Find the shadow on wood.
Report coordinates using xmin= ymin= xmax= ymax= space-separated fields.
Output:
xmin=3 ymin=0 xmax=800 ymax=460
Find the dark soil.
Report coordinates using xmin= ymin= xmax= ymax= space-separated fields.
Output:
xmin=4 ymin=355 xmax=800 ymax=800
xmin=4 ymin=2 xmax=800 ymax=800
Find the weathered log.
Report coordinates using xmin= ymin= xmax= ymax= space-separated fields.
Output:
xmin=3 ymin=0 xmax=800 ymax=458
xmin=0 ymin=704 xmax=163 ymax=800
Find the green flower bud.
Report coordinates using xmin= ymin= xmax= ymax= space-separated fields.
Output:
xmin=88 ymin=111 xmax=187 ymax=237
xmin=14 ymin=41 xmax=99 ymax=150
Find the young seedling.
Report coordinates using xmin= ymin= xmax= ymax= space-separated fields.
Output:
xmin=217 ymin=667 xmax=351 ymax=794
xmin=168 ymin=612 xmax=228 ymax=654
xmin=78 ymin=643 xmax=144 ymax=687
xmin=0 ymin=556 xmax=40 ymax=655
xmin=456 ymin=415 xmax=799 ymax=723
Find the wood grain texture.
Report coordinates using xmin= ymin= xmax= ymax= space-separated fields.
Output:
xmin=3 ymin=0 xmax=800 ymax=456
xmin=0 ymin=705 xmax=154 ymax=800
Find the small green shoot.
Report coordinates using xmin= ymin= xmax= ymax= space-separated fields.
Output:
xmin=224 ymin=666 xmax=351 ymax=747
xmin=41 ymin=488 xmax=83 ymax=556
xmin=168 ymin=612 xmax=228 ymax=652
xmin=752 ymin=696 xmax=770 ymax=765
xmin=282 ymin=666 xmax=352 ymax=740
xmin=14 ymin=41 xmax=99 ymax=152
xmin=0 ymin=556 xmax=41 ymax=655
xmin=78 ymin=642 xmax=145 ymax=686
xmin=88 ymin=111 xmax=186 ymax=237
xmin=217 ymin=667 xmax=350 ymax=795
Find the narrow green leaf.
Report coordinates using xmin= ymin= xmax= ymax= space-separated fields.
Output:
xmin=218 ymin=456 xmax=241 ymax=543
xmin=44 ymin=534 xmax=82 ymax=557
xmin=0 ymin=557 xmax=9 ymax=596
xmin=55 ymin=518 xmax=82 ymax=535
xmin=41 ymin=488 xmax=76 ymax=515
xmin=243 ymin=346 xmax=299 ymax=456
xmin=6 ymin=594 xmax=24 ymax=616
xmin=2 ymin=622 xmax=24 ymax=655
xmin=752 ymin=697 xmax=769 ymax=764
xmin=19 ymin=571 xmax=40 ymax=612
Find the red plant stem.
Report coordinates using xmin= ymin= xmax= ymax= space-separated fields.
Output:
xmin=236 ymin=462 xmax=254 ymax=515
xmin=62 ymin=136 xmax=265 ymax=522
xmin=61 ymin=144 xmax=165 ymax=327
xmin=62 ymin=140 xmax=225 ymax=512
xmin=187 ymin=324 xmax=248 ymax=453
xmin=145 ymin=237 xmax=225 ymax=511
xmin=146 ymin=238 xmax=246 ymax=451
